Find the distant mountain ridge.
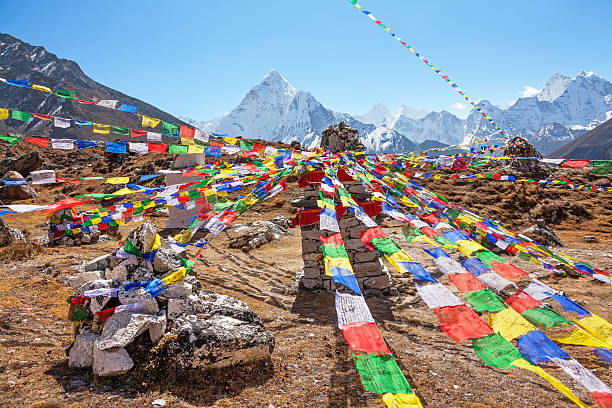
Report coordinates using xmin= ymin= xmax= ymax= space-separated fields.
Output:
xmin=193 ymin=69 xmax=612 ymax=155
xmin=548 ymin=118 xmax=612 ymax=160
xmin=0 ymin=33 xmax=186 ymax=140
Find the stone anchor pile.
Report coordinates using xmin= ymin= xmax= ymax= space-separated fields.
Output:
xmin=292 ymin=175 xmax=394 ymax=296
xmin=320 ymin=121 xmax=364 ymax=153
xmin=66 ymin=221 xmax=274 ymax=376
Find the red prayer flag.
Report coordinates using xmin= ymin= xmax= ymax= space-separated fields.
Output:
xmin=33 ymin=113 xmax=52 ymax=120
xmin=179 ymin=125 xmax=195 ymax=138
xmin=448 ymin=273 xmax=486 ymax=293
xmin=56 ymin=177 xmax=82 ymax=185
xmin=75 ymin=99 xmax=99 ymax=105
xmin=130 ymin=129 xmax=147 ymax=138
xmin=421 ymin=214 xmax=441 ymax=224
xmin=592 ymin=392 xmax=612 ymax=408
xmin=453 ymin=157 xmax=472 ymax=171
xmin=490 ymin=261 xmax=529 ymax=280
xmin=561 ymin=159 xmax=590 ymax=169
xmin=26 ymin=137 xmax=49 ymax=147
xmin=148 ymin=143 xmax=167 ymax=154
xmin=360 ymin=227 xmax=387 ymax=249
xmin=95 ymin=307 xmax=116 ymax=322
xmin=420 ymin=227 xmax=441 ymax=237
xmin=320 ymin=232 xmax=344 ymax=246
xmin=342 ymin=322 xmax=390 ymax=355
xmin=435 ymin=305 xmax=493 ymax=342
xmin=504 ymin=290 xmax=541 ymax=314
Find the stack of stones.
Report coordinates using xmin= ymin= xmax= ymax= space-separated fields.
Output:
xmin=65 ymin=221 xmax=274 ymax=376
xmin=320 ymin=121 xmax=364 ymax=153
xmin=292 ymin=175 xmax=394 ymax=296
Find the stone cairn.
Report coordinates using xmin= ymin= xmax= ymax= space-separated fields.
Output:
xmin=320 ymin=121 xmax=364 ymax=153
xmin=292 ymin=123 xmax=394 ymax=295
xmin=504 ymin=136 xmax=544 ymax=174
xmin=66 ymin=221 xmax=274 ymax=376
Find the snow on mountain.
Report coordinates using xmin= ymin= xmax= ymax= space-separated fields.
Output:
xmin=392 ymin=110 xmax=464 ymax=145
xmin=395 ymin=105 xmax=430 ymax=120
xmin=199 ymin=70 xmax=419 ymax=153
xmin=355 ymin=103 xmax=394 ymax=127
xmin=463 ymin=70 xmax=612 ymax=154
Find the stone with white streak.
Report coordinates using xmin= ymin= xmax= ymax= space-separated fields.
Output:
xmin=96 ymin=312 xmax=159 ymax=350
xmin=93 ymin=346 xmax=134 ymax=376
xmin=68 ymin=332 xmax=100 ymax=368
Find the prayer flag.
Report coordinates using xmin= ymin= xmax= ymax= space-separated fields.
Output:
xmin=472 ymin=333 xmax=524 ymax=369
xmin=106 ymin=141 xmax=126 ymax=153
xmin=11 ymin=110 xmax=30 ymax=121
xmin=0 ymin=134 xmax=20 ymax=145
xmin=179 ymin=125 xmax=195 ymax=138
xmin=416 ymin=283 xmax=463 ymax=309
xmin=142 ymin=116 xmax=161 ymax=128
xmin=521 ymin=307 xmax=571 ymax=328
xmin=465 ymin=288 xmax=507 ymax=312
xmin=53 ymin=117 xmax=71 ymax=128
xmin=162 ymin=121 xmax=179 ymax=135
xmin=168 ymin=144 xmax=188 ymax=155
xmin=130 ymin=129 xmax=147 ymax=138
xmin=342 ymin=322 xmax=390 ymax=354
xmin=93 ymin=123 xmax=110 ymax=134
xmin=592 ymin=160 xmax=612 ymax=176
xmin=435 ymin=305 xmax=493 ymax=342
xmin=32 ymin=84 xmax=52 ymax=93
xmin=26 ymin=137 xmax=49 ymax=147
xmin=51 ymin=138 xmax=74 ymax=150
xmin=76 ymin=139 xmax=97 ymax=149
xmin=561 ymin=159 xmax=590 ymax=169
xmin=112 ymin=126 xmax=129 ymax=135
xmin=0 ymin=108 xmax=9 ymax=120
xmin=489 ymin=307 xmax=535 ymax=341
xmin=55 ymin=89 xmax=75 ymax=99
xmin=353 ymin=353 xmax=413 ymax=394
xmin=96 ymin=100 xmax=118 ymax=109
xmin=448 ymin=272 xmax=486 ymax=293
xmin=504 ymin=290 xmax=541 ymax=314
xmin=516 ymin=329 xmax=570 ymax=363
xmin=148 ymin=143 xmax=167 ymax=153
xmin=117 ymin=103 xmax=138 ymax=113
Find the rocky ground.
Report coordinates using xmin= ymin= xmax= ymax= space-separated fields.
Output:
xmin=0 ymin=154 xmax=610 ymax=407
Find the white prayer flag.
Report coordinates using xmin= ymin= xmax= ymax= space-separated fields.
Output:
xmin=30 ymin=170 xmax=56 ymax=185
xmin=552 ymin=358 xmax=612 ymax=393
xmin=128 ymin=142 xmax=148 ymax=154
xmin=96 ymin=99 xmax=119 ymax=109
xmin=51 ymin=138 xmax=74 ymax=150
xmin=335 ymin=291 xmax=375 ymax=328
xmin=194 ymin=129 xmax=210 ymax=143
xmin=416 ymin=283 xmax=463 ymax=309
xmin=115 ymin=300 xmax=147 ymax=314
xmin=523 ymin=279 xmax=557 ymax=300
xmin=477 ymin=271 xmax=516 ymax=293
xmin=53 ymin=117 xmax=71 ymax=128
xmin=147 ymin=132 xmax=162 ymax=142
xmin=435 ymin=256 xmax=468 ymax=275
xmin=264 ymin=146 xmax=277 ymax=156
xmin=84 ymin=288 xmax=120 ymax=297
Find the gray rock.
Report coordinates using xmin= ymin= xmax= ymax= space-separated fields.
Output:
xmin=0 ymin=151 xmax=42 ymax=176
xmin=160 ymin=313 xmax=274 ymax=370
xmin=69 ymin=332 xmax=100 ymax=368
xmin=152 ymin=246 xmax=183 ymax=273
xmin=93 ymin=346 xmax=134 ymax=376
xmin=152 ymin=399 xmax=167 ymax=407
xmin=75 ymin=279 xmax=113 ymax=297
xmin=226 ymin=218 xmax=288 ymax=252
xmin=118 ymin=287 xmax=159 ymax=314
xmin=364 ymin=274 xmax=391 ymax=290
xmin=0 ymin=216 xmax=13 ymax=246
xmin=96 ymin=312 xmax=159 ymax=350
xmin=66 ymin=271 xmax=102 ymax=290
xmin=522 ymin=224 xmax=564 ymax=247
xmin=0 ymin=171 xmax=37 ymax=200
xmin=164 ymin=280 xmax=193 ymax=299
xmin=167 ymin=292 xmax=260 ymax=324
xmin=149 ymin=311 xmax=167 ymax=344
xmin=126 ymin=221 xmax=157 ymax=253
xmin=84 ymin=254 xmax=115 ymax=272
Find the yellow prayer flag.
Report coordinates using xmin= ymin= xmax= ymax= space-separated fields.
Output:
xmin=0 ymin=108 xmax=8 ymax=120
xmin=32 ymin=84 xmax=52 ymax=93
xmin=223 ymin=136 xmax=238 ymax=145
xmin=456 ymin=240 xmax=486 ymax=256
xmin=150 ymin=234 xmax=162 ymax=251
xmin=181 ymin=137 xmax=195 ymax=146
xmin=317 ymin=199 xmax=335 ymax=210
xmin=456 ymin=214 xmax=478 ymax=225
xmin=141 ymin=115 xmax=160 ymax=128
xmin=510 ymin=359 xmax=589 ymax=408
xmin=72 ymin=228 xmax=81 ymax=234
xmin=105 ymin=177 xmax=130 ymax=184
xmin=399 ymin=197 xmax=418 ymax=208
xmin=575 ymin=314 xmax=612 ymax=348
xmin=188 ymin=145 xmax=204 ymax=154
xmin=383 ymin=393 xmax=423 ymax=408
xmin=161 ymin=267 xmax=187 ymax=286
xmin=242 ymin=194 xmax=258 ymax=206
xmin=93 ymin=123 xmax=110 ymax=134
xmin=112 ymin=187 xmax=142 ymax=196
xmin=324 ymin=257 xmax=353 ymax=276
xmin=91 ymin=217 xmax=102 ymax=225
xmin=385 ymin=250 xmax=416 ymax=272
xmin=116 ymin=219 xmax=125 ymax=225
xmin=489 ymin=307 xmax=535 ymax=341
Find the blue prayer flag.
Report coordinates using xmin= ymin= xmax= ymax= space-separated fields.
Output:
xmin=516 ymin=330 xmax=570 ymax=364
xmin=106 ymin=141 xmax=126 ymax=154
xmin=117 ymin=104 xmax=138 ymax=113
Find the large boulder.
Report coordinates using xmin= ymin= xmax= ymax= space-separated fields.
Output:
xmin=226 ymin=216 xmax=289 ymax=252
xmin=126 ymin=221 xmax=157 ymax=253
xmin=0 ymin=151 xmax=42 ymax=177
xmin=0 ymin=170 xmax=37 ymax=200
xmin=320 ymin=121 xmax=363 ymax=152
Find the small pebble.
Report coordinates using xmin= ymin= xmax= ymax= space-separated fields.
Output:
xmin=152 ymin=399 xmax=167 ymax=407
xmin=8 ymin=381 xmax=15 ymax=387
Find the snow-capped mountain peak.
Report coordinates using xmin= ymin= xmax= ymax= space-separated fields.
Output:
xmin=538 ymin=72 xmax=573 ymax=102
xmin=356 ymin=102 xmax=393 ymax=127
xmin=395 ymin=105 xmax=430 ymax=120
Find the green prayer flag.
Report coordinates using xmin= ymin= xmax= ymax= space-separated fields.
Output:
xmin=112 ymin=126 xmax=129 ymax=135
xmin=444 ymin=207 xmax=461 ymax=220
xmin=371 ymin=237 xmax=402 ymax=255
xmin=592 ymin=160 xmax=612 ymax=176
xmin=76 ymin=193 xmax=115 ymax=199
xmin=321 ymin=243 xmax=349 ymax=259
xmin=353 ymin=353 xmax=412 ymax=394
xmin=475 ymin=250 xmax=506 ymax=268
xmin=465 ymin=288 xmax=507 ymax=312
xmin=213 ymin=201 xmax=233 ymax=211
xmin=55 ymin=89 xmax=75 ymax=99
xmin=123 ymin=239 xmax=142 ymax=257
xmin=521 ymin=307 xmax=571 ymax=328
xmin=11 ymin=110 xmax=31 ymax=121
xmin=0 ymin=134 xmax=20 ymax=145
xmin=79 ymin=177 xmax=105 ymax=181
xmin=71 ymin=308 xmax=90 ymax=322
xmin=433 ymin=235 xmax=458 ymax=247
xmin=162 ymin=121 xmax=179 ymax=135
xmin=240 ymin=139 xmax=254 ymax=151
xmin=181 ymin=258 xmax=195 ymax=269
xmin=168 ymin=144 xmax=188 ymax=155
xmin=233 ymin=199 xmax=249 ymax=214
xmin=471 ymin=333 xmax=524 ymax=369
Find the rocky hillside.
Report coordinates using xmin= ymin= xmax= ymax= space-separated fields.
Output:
xmin=548 ymin=117 xmax=612 ymax=159
xmin=0 ymin=33 xmax=186 ymax=140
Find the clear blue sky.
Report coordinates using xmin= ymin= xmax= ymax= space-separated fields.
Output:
xmin=2 ymin=0 xmax=611 ymax=120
